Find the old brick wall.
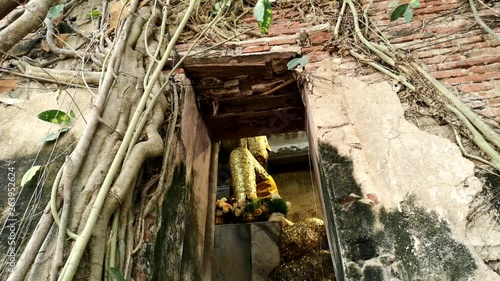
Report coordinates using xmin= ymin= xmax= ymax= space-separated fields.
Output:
xmin=365 ymin=0 xmax=500 ymax=127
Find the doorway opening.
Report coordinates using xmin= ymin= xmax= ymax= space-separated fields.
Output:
xmin=183 ymin=52 xmax=334 ymax=281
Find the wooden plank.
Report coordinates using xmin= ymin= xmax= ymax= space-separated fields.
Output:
xmin=184 ymin=63 xmax=272 ymax=78
xmin=182 ymin=52 xmax=297 ymax=66
xmin=218 ymin=94 xmax=302 ymax=114
xmin=202 ymin=107 xmax=305 ymax=141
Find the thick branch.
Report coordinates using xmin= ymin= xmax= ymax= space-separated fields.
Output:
xmin=345 ymin=0 xmax=395 ymax=66
xmin=349 ymin=50 xmax=415 ymax=90
xmin=411 ymin=62 xmax=500 ymax=150
xmin=447 ymin=104 xmax=500 ymax=170
xmin=57 ymin=5 xmax=139 ymax=281
xmin=469 ymin=0 xmax=499 ymax=41
xmin=44 ymin=18 xmax=89 ymax=59
xmin=88 ymin=93 xmax=166 ymax=280
xmin=13 ymin=61 xmax=101 ymax=85
xmin=0 ymin=0 xmax=58 ymax=53
xmin=7 ymin=203 xmax=59 ymax=281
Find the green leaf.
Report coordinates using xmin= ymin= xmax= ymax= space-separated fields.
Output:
xmin=215 ymin=2 xmax=221 ymax=11
xmin=388 ymin=0 xmax=401 ymax=8
xmin=21 ymin=166 xmax=42 ymax=187
xmin=256 ymin=0 xmax=272 ymax=34
xmin=39 ymin=127 xmax=69 ymax=143
xmin=404 ymin=6 xmax=414 ymax=23
xmin=253 ymin=0 xmax=265 ymax=22
xmin=48 ymin=4 xmax=64 ymax=19
xmin=390 ymin=4 xmax=409 ymax=21
xmin=38 ymin=110 xmax=72 ymax=125
xmin=69 ymin=110 xmax=76 ymax=119
xmin=88 ymin=9 xmax=102 ymax=19
xmin=410 ymin=0 xmax=421 ymax=8
xmin=108 ymin=267 xmax=125 ymax=281
xmin=287 ymin=56 xmax=309 ymax=70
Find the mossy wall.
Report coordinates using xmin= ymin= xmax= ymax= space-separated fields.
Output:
xmin=0 ymin=137 xmax=75 ymax=279
xmin=150 ymin=82 xmax=212 ymax=281
xmin=315 ymin=141 xmax=477 ymax=281
xmin=151 ymin=164 xmax=189 ymax=280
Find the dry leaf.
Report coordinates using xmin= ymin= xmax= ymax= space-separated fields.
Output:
xmin=41 ymin=40 xmax=50 ymax=52
xmin=0 ymin=79 xmax=19 ymax=93
xmin=108 ymin=1 xmax=128 ymax=31
xmin=41 ymin=34 xmax=70 ymax=51
xmin=52 ymin=13 xmax=64 ymax=26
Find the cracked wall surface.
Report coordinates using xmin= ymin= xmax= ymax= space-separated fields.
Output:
xmin=304 ymin=60 xmax=500 ymax=280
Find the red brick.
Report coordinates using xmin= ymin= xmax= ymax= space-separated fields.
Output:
xmin=465 ymin=46 xmax=500 ymax=58
xmin=478 ymin=107 xmax=500 ymax=118
xmin=430 ymin=69 xmax=468 ymax=79
xmin=301 ymin=46 xmax=322 ymax=53
xmin=176 ymin=43 xmax=193 ymax=52
xmin=414 ymin=47 xmax=461 ymax=59
xmin=284 ymin=11 xmax=301 ymax=18
xmin=308 ymin=51 xmax=330 ymax=62
xmin=367 ymin=193 xmax=379 ymax=205
xmin=242 ymin=45 xmax=271 ymax=53
xmin=223 ymin=42 xmax=238 ymax=48
xmin=420 ymin=54 xmax=466 ymax=65
xmin=411 ymin=12 xmax=452 ymax=22
xmin=485 ymin=119 xmax=500 ymax=128
xmin=478 ymin=9 xmax=499 ymax=17
xmin=417 ymin=4 xmax=460 ymax=15
xmin=338 ymin=62 xmax=360 ymax=70
xmin=469 ymin=63 xmax=500 ymax=74
xmin=477 ymin=90 xmax=500 ymax=99
xmin=411 ymin=35 xmax=484 ymax=52
xmin=309 ymin=31 xmax=332 ymax=45
xmin=390 ymin=32 xmax=434 ymax=44
xmin=465 ymin=100 xmax=487 ymax=109
xmin=358 ymin=73 xmax=385 ymax=83
xmin=369 ymin=0 xmax=459 ymax=12
xmin=489 ymin=97 xmax=500 ymax=106
xmin=416 ymin=0 xmax=460 ymax=8
xmin=436 ymin=56 xmax=500 ymax=71
xmin=267 ymin=22 xmax=311 ymax=36
xmin=304 ymin=61 xmax=323 ymax=71
xmin=268 ymin=38 xmax=296 ymax=46
xmin=413 ymin=42 xmax=497 ymax=58
xmin=425 ymin=19 xmax=470 ymax=33
xmin=384 ymin=19 xmax=423 ymax=30
xmin=458 ymin=82 xmax=494 ymax=93
xmin=241 ymin=41 xmax=268 ymax=47
xmin=442 ymin=72 xmax=500 ymax=85
xmin=242 ymin=15 xmax=257 ymax=23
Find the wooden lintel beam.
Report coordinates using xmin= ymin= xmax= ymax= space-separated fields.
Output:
xmin=202 ymin=107 xmax=305 ymax=141
xmin=184 ymin=63 xmax=272 ymax=78
xmin=204 ymin=106 xmax=302 ymax=120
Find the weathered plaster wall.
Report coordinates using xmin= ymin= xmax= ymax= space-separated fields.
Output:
xmin=150 ymin=79 xmax=213 ymax=281
xmin=0 ymin=85 xmax=92 ymax=159
xmin=304 ymin=60 xmax=500 ymax=280
xmin=0 ymin=87 xmax=92 ymax=278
